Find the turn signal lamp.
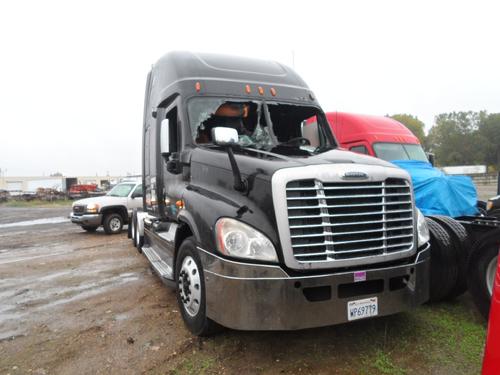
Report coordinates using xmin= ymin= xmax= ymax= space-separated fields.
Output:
xmin=175 ymin=200 xmax=184 ymax=209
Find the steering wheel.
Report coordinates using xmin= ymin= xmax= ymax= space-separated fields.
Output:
xmin=283 ymin=137 xmax=311 ymax=146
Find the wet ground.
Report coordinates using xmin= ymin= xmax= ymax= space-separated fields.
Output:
xmin=0 ymin=206 xmax=487 ymax=375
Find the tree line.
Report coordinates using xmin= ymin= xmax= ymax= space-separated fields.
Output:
xmin=389 ymin=112 xmax=500 ymax=171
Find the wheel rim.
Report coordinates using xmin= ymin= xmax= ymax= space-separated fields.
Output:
xmin=486 ymin=255 xmax=498 ymax=297
xmin=109 ymin=217 xmax=121 ymax=232
xmin=178 ymin=256 xmax=201 ymax=317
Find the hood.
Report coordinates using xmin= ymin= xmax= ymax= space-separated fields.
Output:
xmin=73 ymin=195 xmax=127 ymax=208
xmin=191 ymin=146 xmax=397 ymax=182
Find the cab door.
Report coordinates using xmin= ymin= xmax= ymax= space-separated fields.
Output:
xmin=127 ymin=184 xmax=143 ymax=212
xmin=158 ymin=99 xmax=184 ymax=222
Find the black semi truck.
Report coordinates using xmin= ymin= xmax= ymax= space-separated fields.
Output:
xmin=129 ymin=51 xmax=431 ymax=335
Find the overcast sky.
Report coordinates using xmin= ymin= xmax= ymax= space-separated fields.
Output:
xmin=1 ymin=0 xmax=499 ymax=177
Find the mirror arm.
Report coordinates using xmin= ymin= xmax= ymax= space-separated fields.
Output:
xmin=226 ymin=146 xmax=246 ymax=192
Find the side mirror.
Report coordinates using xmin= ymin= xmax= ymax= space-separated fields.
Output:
xmin=132 ymin=192 xmax=142 ymax=199
xmin=212 ymin=127 xmax=238 ymax=146
xmin=426 ymin=152 xmax=435 ymax=166
xmin=160 ymin=119 xmax=170 ymax=156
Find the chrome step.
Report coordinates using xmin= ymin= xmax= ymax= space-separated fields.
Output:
xmin=142 ymin=246 xmax=173 ymax=281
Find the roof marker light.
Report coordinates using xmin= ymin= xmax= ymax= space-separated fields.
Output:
xmin=258 ymin=86 xmax=264 ymax=95
xmin=195 ymin=82 xmax=201 ymax=92
xmin=245 ymin=84 xmax=251 ymax=94
xmin=270 ymin=87 xmax=277 ymax=96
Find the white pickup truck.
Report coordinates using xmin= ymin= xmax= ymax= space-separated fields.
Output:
xmin=70 ymin=180 xmax=143 ymax=234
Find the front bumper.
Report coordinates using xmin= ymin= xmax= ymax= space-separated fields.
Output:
xmin=69 ymin=212 xmax=102 ymax=227
xmin=199 ymin=243 xmax=430 ymax=330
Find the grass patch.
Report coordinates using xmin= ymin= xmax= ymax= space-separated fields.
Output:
xmin=0 ymin=199 xmax=72 ymax=208
xmin=365 ymin=350 xmax=406 ymax=375
xmin=169 ymin=353 xmax=218 ymax=375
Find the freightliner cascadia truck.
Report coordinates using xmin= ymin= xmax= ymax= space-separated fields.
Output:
xmin=129 ymin=51 xmax=431 ymax=335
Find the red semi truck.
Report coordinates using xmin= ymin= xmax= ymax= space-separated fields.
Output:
xmin=306 ymin=112 xmax=428 ymax=162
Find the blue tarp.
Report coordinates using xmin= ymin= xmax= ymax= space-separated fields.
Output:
xmin=391 ymin=160 xmax=478 ymax=217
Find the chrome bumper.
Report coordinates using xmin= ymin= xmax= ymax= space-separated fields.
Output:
xmin=69 ymin=212 xmax=102 ymax=227
xmin=199 ymin=243 xmax=430 ymax=330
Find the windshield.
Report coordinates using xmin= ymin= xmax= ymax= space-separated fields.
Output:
xmin=373 ymin=143 xmax=428 ymax=162
xmin=106 ymin=183 xmax=135 ymax=197
xmin=187 ymin=98 xmax=335 ymax=156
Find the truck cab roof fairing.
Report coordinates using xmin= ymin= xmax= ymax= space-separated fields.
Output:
xmin=149 ymin=51 xmax=317 ymax=111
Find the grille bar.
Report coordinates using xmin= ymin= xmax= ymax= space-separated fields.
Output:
xmin=289 ymin=208 xmax=412 ymax=220
xmin=289 ymin=217 xmax=413 ymax=229
xmin=291 ymin=225 xmax=413 ymax=239
xmin=294 ymin=241 xmax=414 ymax=258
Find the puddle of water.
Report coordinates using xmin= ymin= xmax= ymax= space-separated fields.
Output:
xmin=0 ymin=328 xmax=28 ymax=342
xmin=0 ymin=250 xmax=71 ymax=265
xmin=0 ymin=217 xmax=68 ymax=229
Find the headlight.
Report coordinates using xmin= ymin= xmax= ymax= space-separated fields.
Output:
xmin=215 ymin=218 xmax=278 ymax=262
xmin=416 ymin=208 xmax=430 ymax=247
xmin=86 ymin=203 xmax=99 ymax=213
xmin=487 ymin=201 xmax=493 ymax=211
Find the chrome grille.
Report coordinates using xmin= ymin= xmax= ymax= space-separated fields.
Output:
xmin=73 ymin=205 xmax=85 ymax=216
xmin=286 ymin=178 xmax=414 ymax=263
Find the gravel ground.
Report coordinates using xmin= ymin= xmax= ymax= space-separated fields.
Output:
xmin=0 ymin=206 xmax=487 ymax=375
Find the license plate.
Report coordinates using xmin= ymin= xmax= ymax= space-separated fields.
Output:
xmin=347 ymin=297 xmax=378 ymax=321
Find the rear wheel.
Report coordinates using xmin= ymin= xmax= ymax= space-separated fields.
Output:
xmin=175 ymin=237 xmax=220 ymax=336
xmin=467 ymin=229 xmax=500 ymax=320
xmin=428 ymin=216 xmax=470 ymax=299
xmin=130 ymin=213 xmax=136 ymax=244
xmin=103 ymin=213 xmax=123 ymax=235
xmin=127 ymin=217 xmax=132 ymax=238
xmin=133 ymin=213 xmax=144 ymax=252
xmin=426 ymin=218 xmax=459 ymax=302
xmin=82 ymin=225 xmax=98 ymax=232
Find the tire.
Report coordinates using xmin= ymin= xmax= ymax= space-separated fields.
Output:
xmin=133 ymin=213 xmax=144 ymax=252
xmin=127 ymin=217 xmax=132 ymax=239
xmin=175 ymin=237 xmax=220 ymax=336
xmin=426 ymin=218 xmax=459 ymax=302
xmin=467 ymin=229 xmax=500 ymax=320
xmin=428 ymin=216 xmax=470 ymax=299
xmin=130 ymin=213 xmax=136 ymax=244
xmin=82 ymin=225 xmax=98 ymax=232
xmin=103 ymin=213 xmax=123 ymax=235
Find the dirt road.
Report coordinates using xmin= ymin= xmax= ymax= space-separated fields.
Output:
xmin=0 ymin=207 xmax=486 ymax=374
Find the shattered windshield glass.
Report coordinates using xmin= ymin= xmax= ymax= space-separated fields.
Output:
xmin=187 ymin=98 xmax=335 ymax=156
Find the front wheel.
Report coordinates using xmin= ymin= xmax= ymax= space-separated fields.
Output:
xmin=175 ymin=237 xmax=220 ymax=336
xmin=103 ymin=213 xmax=123 ymax=235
